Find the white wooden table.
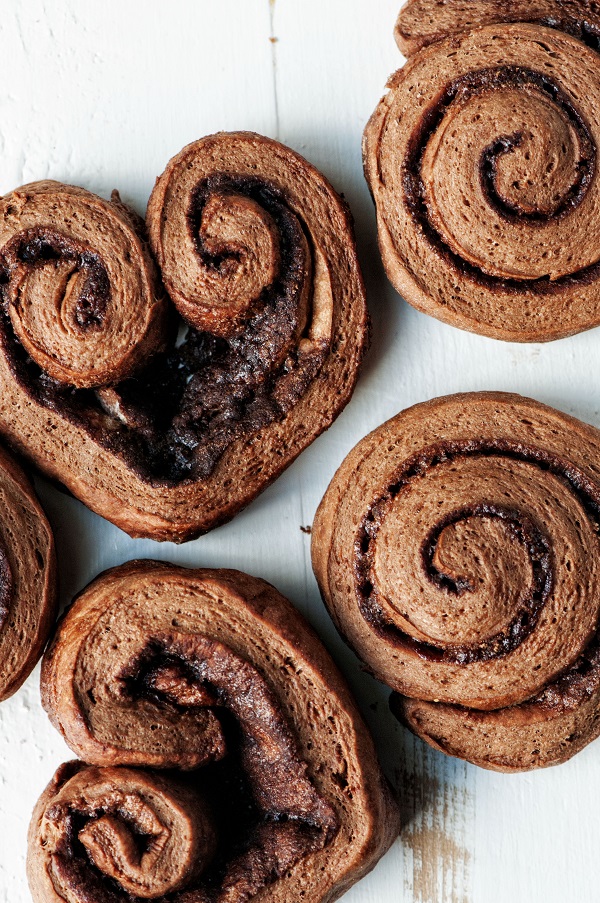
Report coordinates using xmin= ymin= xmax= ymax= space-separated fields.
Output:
xmin=1 ymin=2 xmax=599 ymax=900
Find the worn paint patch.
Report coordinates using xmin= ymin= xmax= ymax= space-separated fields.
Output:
xmin=396 ymin=736 xmax=476 ymax=903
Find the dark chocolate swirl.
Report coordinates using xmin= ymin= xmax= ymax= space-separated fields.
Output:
xmin=29 ymin=763 xmax=216 ymax=901
xmin=312 ymin=393 xmax=600 ymax=770
xmin=364 ymin=10 xmax=600 ymax=341
xmin=0 ymin=442 xmax=56 ymax=701
xmin=29 ymin=561 xmax=399 ymax=901
xmin=0 ymin=134 xmax=368 ymax=540
xmin=0 ymin=182 xmax=167 ymax=387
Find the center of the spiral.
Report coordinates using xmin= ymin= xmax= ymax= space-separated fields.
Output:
xmin=375 ymin=507 xmax=535 ymax=647
xmin=10 ymin=230 xmax=110 ymax=331
xmin=194 ymin=190 xmax=282 ymax=329
xmin=184 ymin=173 xmax=309 ymax=341
xmin=361 ymin=453 xmax=564 ymax=661
xmin=415 ymin=67 xmax=597 ymax=281
xmin=482 ymin=106 xmax=582 ymax=219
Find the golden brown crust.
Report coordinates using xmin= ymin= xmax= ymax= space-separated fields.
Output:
xmin=365 ymin=14 xmax=600 ymax=341
xmin=0 ymin=442 xmax=56 ymax=701
xmin=312 ymin=392 xmax=600 ymax=770
xmin=0 ymin=135 xmax=368 ymax=542
xmin=33 ymin=561 xmax=399 ymax=901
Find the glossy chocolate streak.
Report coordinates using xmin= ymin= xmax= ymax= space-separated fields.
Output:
xmin=403 ymin=65 xmax=598 ymax=291
xmin=0 ymin=543 xmax=12 ymax=629
xmin=535 ymin=624 xmax=600 ymax=708
xmin=3 ymin=228 xmax=110 ymax=329
xmin=0 ymin=179 xmax=327 ymax=485
xmin=537 ymin=16 xmax=600 ymax=52
xmin=354 ymin=438 xmax=600 ymax=664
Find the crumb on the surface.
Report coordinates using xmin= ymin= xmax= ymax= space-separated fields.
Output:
xmin=300 ymin=524 xmax=312 ymax=534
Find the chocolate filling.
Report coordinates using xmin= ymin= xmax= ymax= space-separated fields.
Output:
xmin=537 ymin=16 xmax=600 ymax=53
xmin=46 ymin=636 xmax=338 ymax=902
xmin=389 ymin=606 xmax=600 ymax=718
xmin=0 ymin=541 xmax=12 ymax=630
xmin=4 ymin=228 xmax=110 ymax=329
xmin=403 ymin=65 xmax=599 ymax=292
xmin=354 ymin=437 xmax=600 ymax=664
xmin=0 ymin=177 xmax=328 ymax=485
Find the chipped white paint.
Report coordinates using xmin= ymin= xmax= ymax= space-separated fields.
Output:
xmin=1 ymin=1 xmax=600 ymax=901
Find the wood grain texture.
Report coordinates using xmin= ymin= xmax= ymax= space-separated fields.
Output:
xmin=1 ymin=1 xmax=600 ymax=901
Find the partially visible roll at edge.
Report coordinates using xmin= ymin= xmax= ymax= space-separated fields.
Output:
xmin=366 ymin=16 xmax=600 ymax=342
xmin=394 ymin=0 xmax=600 ymax=57
xmin=0 ymin=442 xmax=56 ymax=702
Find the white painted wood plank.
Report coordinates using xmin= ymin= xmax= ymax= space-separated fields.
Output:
xmin=1 ymin=1 xmax=600 ymax=901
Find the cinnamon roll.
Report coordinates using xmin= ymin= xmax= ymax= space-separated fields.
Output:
xmin=29 ymin=763 xmax=216 ymax=901
xmin=394 ymin=0 xmax=600 ymax=56
xmin=312 ymin=392 xmax=600 ymax=770
xmin=0 ymin=134 xmax=368 ymax=541
xmin=365 ymin=4 xmax=600 ymax=341
xmin=0 ymin=442 xmax=56 ymax=701
xmin=29 ymin=561 xmax=399 ymax=901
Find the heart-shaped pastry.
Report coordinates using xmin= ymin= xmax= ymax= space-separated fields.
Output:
xmin=29 ymin=561 xmax=399 ymax=902
xmin=0 ymin=133 xmax=368 ymax=541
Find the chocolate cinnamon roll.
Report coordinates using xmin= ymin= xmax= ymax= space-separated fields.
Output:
xmin=312 ymin=393 xmax=600 ymax=770
xmin=29 ymin=763 xmax=217 ymax=901
xmin=0 ymin=442 xmax=56 ymax=701
xmin=0 ymin=181 xmax=167 ymax=387
xmin=0 ymin=134 xmax=368 ymax=541
xmin=30 ymin=561 xmax=399 ymax=901
xmin=365 ymin=6 xmax=600 ymax=341
xmin=394 ymin=0 xmax=600 ymax=56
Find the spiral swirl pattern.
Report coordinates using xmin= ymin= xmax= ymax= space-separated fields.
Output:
xmin=0 ymin=182 xmax=167 ymax=387
xmin=0 ymin=443 xmax=56 ymax=701
xmin=364 ymin=11 xmax=600 ymax=340
xmin=29 ymin=763 xmax=216 ymax=901
xmin=312 ymin=393 xmax=600 ymax=770
xmin=0 ymin=135 xmax=368 ymax=541
xmin=29 ymin=561 xmax=399 ymax=901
